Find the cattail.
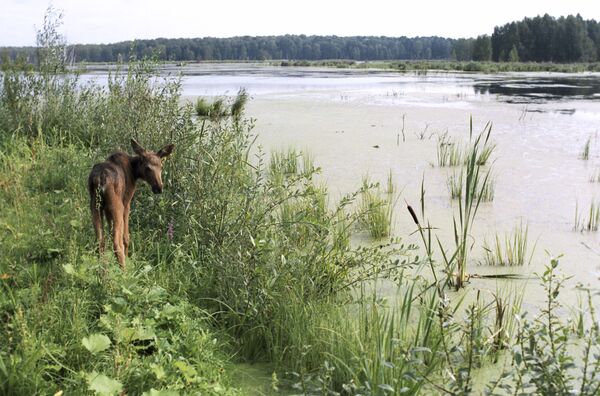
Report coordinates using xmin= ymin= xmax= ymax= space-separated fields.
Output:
xmin=407 ymin=204 xmax=420 ymax=226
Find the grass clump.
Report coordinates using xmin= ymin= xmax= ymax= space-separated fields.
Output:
xmin=358 ymin=172 xmax=398 ymax=239
xmin=195 ymin=89 xmax=248 ymax=121
xmin=574 ymin=200 xmax=600 ymax=231
xmin=589 ymin=168 xmax=600 ymax=183
xmin=447 ymin=169 xmax=495 ymax=202
xmin=580 ymin=136 xmax=592 ymax=160
xmin=481 ymin=221 xmax=534 ymax=266
xmin=436 ymin=135 xmax=464 ymax=167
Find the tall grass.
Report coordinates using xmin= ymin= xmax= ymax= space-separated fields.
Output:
xmin=3 ymin=11 xmax=600 ymax=395
xmin=481 ymin=222 xmax=534 ymax=266
xmin=436 ymin=135 xmax=464 ymax=167
xmin=194 ymin=88 xmax=248 ymax=121
xmin=580 ymin=136 xmax=592 ymax=160
xmin=414 ymin=120 xmax=495 ymax=289
xmin=447 ymin=169 xmax=494 ymax=202
xmin=589 ymin=168 xmax=600 ymax=183
xmin=359 ymin=172 xmax=398 ymax=239
xmin=574 ymin=200 xmax=600 ymax=231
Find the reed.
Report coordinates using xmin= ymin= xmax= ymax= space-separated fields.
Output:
xmin=473 ymin=143 xmax=496 ymax=166
xmin=589 ymin=169 xmax=600 ymax=183
xmin=481 ymin=222 xmax=534 ymax=266
xmin=269 ymin=148 xmax=299 ymax=177
xmin=447 ymin=169 xmax=495 ymax=202
xmin=580 ymin=136 xmax=591 ymax=160
xmin=358 ymin=173 xmax=398 ymax=239
xmin=437 ymin=136 xmax=464 ymax=167
xmin=574 ymin=200 xmax=600 ymax=231
xmin=447 ymin=170 xmax=463 ymax=199
xmin=452 ymin=121 xmax=495 ymax=288
xmin=230 ymin=88 xmax=248 ymax=120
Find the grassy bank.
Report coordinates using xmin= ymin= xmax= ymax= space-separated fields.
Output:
xmin=274 ymin=59 xmax=600 ymax=73
xmin=2 ymin=44 xmax=600 ymax=395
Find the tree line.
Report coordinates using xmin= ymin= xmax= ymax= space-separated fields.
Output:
xmin=2 ymin=14 xmax=599 ymax=64
xmin=492 ymin=14 xmax=600 ymax=62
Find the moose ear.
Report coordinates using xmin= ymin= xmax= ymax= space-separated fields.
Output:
xmin=131 ymin=139 xmax=146 ymax=156
xmin=157 ymin=144 xmax=175 ymax=158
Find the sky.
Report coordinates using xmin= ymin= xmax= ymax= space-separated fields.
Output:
xmin=1 ymin=0 xmax=598 ymax=46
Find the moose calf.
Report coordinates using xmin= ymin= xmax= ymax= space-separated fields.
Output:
xmin=88 ymin=139 xmax=174 ymax=269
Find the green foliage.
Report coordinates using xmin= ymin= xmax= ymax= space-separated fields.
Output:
xmin=481 ymin=222 xmax=534 ymax=266
xmin=86 ymin=372 xmax=123 ymax=396
xmin=574 ymin=200 xmax=600 ymax=232
xmin=358 ymin=173 xmax=398 ymax=239
xmin=230 ymin=88 xmax=248 ymax=121
xmin=493 ymin=259 xmax=600 ymax=395
xmin=195 ymin=89 xmax=248 ymax=121
xmin=472 ymin=35 xmax=492 ymax=61
xmin=4 ymin=21 xmax=600 ymax=395
xmin=436 ymin=135 xmax=464 ymax=167
xmin=82 ymin=334 xmax=112 ymax=354
xmin=580 ymin=136 xmax=592 ymax=160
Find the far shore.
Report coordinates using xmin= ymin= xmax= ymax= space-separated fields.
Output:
xmin=64 ymin=59 xmax=600 ymax=74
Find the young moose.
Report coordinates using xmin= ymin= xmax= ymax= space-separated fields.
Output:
xmin=88 ymin=139 xmax=174 ymax=269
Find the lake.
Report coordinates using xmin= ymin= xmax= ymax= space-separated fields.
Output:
xmin=85 ymin=63 xmax=600 ymax=310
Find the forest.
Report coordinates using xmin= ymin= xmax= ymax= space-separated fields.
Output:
xmin=2 ymin=14 xmax=600 ymax=64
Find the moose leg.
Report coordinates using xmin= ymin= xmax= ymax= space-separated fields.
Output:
xmin=123 ymin=203 xmax=130 ymax=257
xmin=91 ymin=206 xmax=105 ymax=254
xmin=90 ymin=189 xmax=105 ymax=254
xmin=105 ymin=192 xmax=126 ymax=270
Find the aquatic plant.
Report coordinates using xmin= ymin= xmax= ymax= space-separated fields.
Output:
xmin=580 ymin=136 xmax=591 ymax=160
xmin=447 ymin=170 xmax=463 ymax=199
xmin=447 ymin=168 xmax=494 ymax=202
xmin=195 ymin=97 xmax=212 ymax=117
xmin=437 ymin=135 xmax=464 ymax=167
xmin=481 ymin=221 xmax=534 ymax=266
xmin=230 ymin=88 xmax=248 ymax=121
xmin=574 ymin=200 xmax=600 ymax=231
xmin=195 ymin=90 xmax=248 ymax=121
xmin=589 ymin=168 xmax=600 ymax=183
xmin=502 ymin=259 xmax=600 ymax=395
xmin=358 ymin=173 xmax=398 ymax=239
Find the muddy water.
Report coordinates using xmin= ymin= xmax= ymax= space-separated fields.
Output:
xmin=98 ymin=62 xmax=600 ymax=309
xmin=183 ymin=65 xmax=600 ymax=314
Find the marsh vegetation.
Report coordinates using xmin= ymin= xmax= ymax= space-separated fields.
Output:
xmin=2 ymin=14 xmax=600 ymax=396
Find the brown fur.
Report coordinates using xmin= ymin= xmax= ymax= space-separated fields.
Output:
xmin=88 ymin=139 xmax=174 ymax=269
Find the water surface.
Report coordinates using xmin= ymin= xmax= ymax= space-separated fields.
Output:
xmin=83 ymin=64 xmax=600 ymax=310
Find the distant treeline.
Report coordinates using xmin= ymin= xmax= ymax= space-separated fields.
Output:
xmin=492 ymin=14 xmax=600 ymax=62
xmin=2 ymin=14 xmax=599 ymax=64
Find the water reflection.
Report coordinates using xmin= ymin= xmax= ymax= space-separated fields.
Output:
xmin=473 ymin=75 xmax=600 ymax=102
xmin=77 ymin=63 xmax=600 ymax=104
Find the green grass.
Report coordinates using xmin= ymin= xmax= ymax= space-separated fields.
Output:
xmin=275 ymin=59 xmax=600 ymax=73
xmin=447 ymin=169 xmax=495 ymax=202
xmin=437 ymin=135 xmax=464 ymax=167
xmin=4 ymin=18 xmax=600 ymax=395
xmin=589 ymin=169 xmax=600 ymax=183
xmin=358 ymin=173 xmax=398 ymax=239
xmin=574 ymin=200 xmax=600 ymax=231
xmin=481 ymin=221 xmax=534 ymax=266
xmin=580 ymin=136 xmax=592 ymax=160
xmin=194 ymin=89 xmax=248 ymax=120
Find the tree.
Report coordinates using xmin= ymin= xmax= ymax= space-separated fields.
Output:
xmin=35 ymin=5 xmax=70 ymax=73
xmin=472 ymin=35 xmax=492 ymax=61
xmin=508 ymin=45 xmax=519 ymax=62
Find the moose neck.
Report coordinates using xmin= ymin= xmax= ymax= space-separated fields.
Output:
xmin=130 ymin=155 xmax=144 ymax=183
